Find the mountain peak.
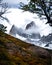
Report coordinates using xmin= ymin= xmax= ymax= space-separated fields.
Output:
xmin=25 ymin=21 xmax=36 ymax=30
xmin=9 ymin=25 xmax=17 ymax=36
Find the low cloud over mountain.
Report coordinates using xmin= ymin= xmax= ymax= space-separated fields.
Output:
xmin=9 ymin=21 xmax=41 ymax=40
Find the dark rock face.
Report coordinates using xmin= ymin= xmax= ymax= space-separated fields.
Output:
xmin=25 ymin=21 xmax=41 ymax=39
xmin=25 ymin=21 xmax=36 ymax=30
xmin=41 ymin=34 xmax=52 ymax=42
xmin=29 ymin=33 xmax=41 ymax=39
xmin=9 ymin=25 xmax=23 ymax=36
xmin=9 ymin=25 xmax=17 ymax=36
xmin=21 ymin=33 xmax=28 ymax=38
xmin=9 ymin=25 xmax=27 ymax=37
xmin=40 ymin=34 xmax=52 ymax=47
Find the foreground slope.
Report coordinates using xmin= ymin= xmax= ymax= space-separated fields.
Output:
xmin=0 ymin=31 xmax=51 ymax=65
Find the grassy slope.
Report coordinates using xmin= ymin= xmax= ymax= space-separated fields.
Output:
xmin=0 ymin=31 xmax=51 ymax=65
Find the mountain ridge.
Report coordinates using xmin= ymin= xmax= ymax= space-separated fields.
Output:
xmin=9 ymin=23 xmax=41 ymax=39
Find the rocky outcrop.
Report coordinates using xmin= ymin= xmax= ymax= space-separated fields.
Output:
xmin=9 ymin=25 xmax=18 ymax=36
xmin=41 ymin=34 xmax=52 ymax=42
xmin=25 ymin=21 xmax=36 ymax=29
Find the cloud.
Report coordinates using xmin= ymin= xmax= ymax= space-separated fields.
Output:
xmin=3 ymin=0 xmax=18 ymax=4
xmin=3 ymin=8 xmax=51 ymax=36
xmin=3 ymin=0 xmax=29 ymax=4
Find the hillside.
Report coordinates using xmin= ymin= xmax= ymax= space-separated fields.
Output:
xmin=0 ymin=31 xmax=52 ymax=65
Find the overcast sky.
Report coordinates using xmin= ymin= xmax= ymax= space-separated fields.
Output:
xmin=3 ymin=0 xmax=29 ymax=4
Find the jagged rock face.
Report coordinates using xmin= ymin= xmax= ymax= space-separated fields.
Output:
xmin=40 ymin=34 xmax=52 ymax=48
xmin=25 ymin=21 xmax=36 ymax=30
xmin=41 ymin=34 xmax=52 ymax=42
xmin=9 ymin=23 xmax=41 ymax=40
xmin=25 ymin=21 xmax=41 ymax=39
xmin=29 ymin=33 xmax=40 ymax=39
xmin=9 ymin=25 xmax=17 ymax=36
xmin=9 ymin=25 xmax=23 ymax=36
xmin=9 ymin=25 xmax=27 ymax=38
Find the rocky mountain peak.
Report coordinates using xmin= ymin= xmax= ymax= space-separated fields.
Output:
xmin=25 ymin=21 xmax=36 ymax=30
xmin=9 ymin=25 xmax=17 ymax=36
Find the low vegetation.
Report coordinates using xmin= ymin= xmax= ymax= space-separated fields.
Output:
xmin=0 ymin=31 xmax=51 ymax=65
